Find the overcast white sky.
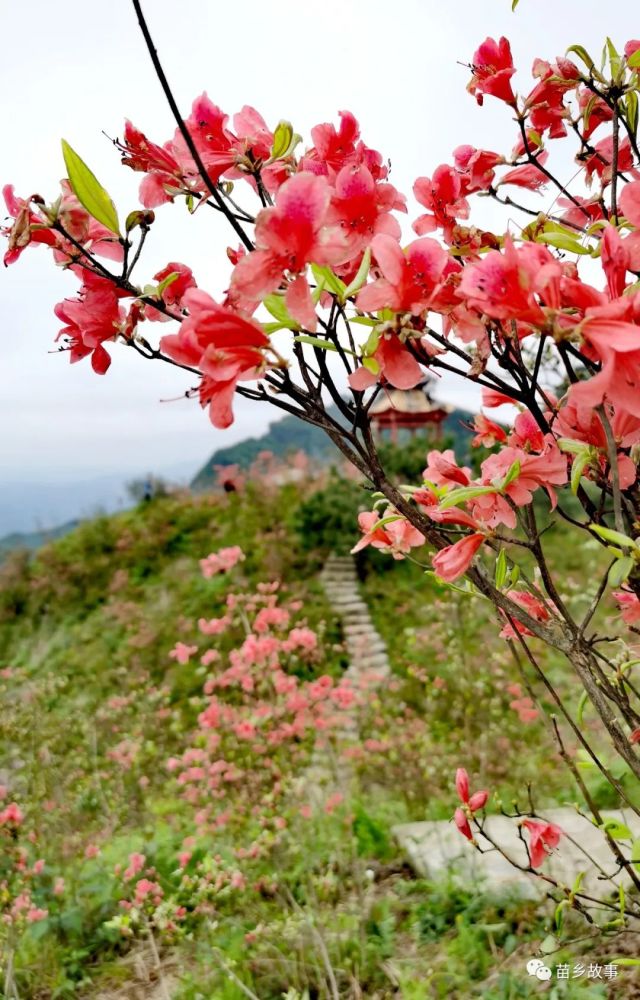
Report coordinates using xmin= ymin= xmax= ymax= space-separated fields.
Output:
xmin=1 ymin=0 xmax=637 ymax=494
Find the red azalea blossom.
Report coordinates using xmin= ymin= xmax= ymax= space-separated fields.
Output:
xmin=468 ymin=37 xmax=516 ymax=107
xmin=351 ymin=511 xmax=425 ymax=560
xmin=357 ymin=233 xmax=449 ymax=315
xmin=160 ymin=289 xmax=271 ymax=429
xmin=413 ymin=165 xmax=469 ymax=237
xmin=230 ymin=172 xmax=347 ymax=304
xmin=613 ymin=590 xmax=640 ymax=626
xmin=523 ymin=818 xmax=562 ymax=868
xmin=54 ymin=273 xmax=126 ymax=374
xmin=453 ymin=769 xmax=489 ymax=842
xmin=432 ymin=533 xmax=485 ymax=582
xmin=327 ymin=163 xmax=405 ymax=257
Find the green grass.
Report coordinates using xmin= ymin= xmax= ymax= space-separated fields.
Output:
xmin=0 ymin=482 xmax=635 ymax=997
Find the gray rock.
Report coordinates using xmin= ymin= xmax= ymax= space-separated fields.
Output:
xmin=393 ymin=807 xmax=640 ymax=898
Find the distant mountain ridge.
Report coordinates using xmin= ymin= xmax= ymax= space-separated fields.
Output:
xmin=191 ymin=404 xmax=474 ymax=490
xmin=0 ymin=520 xmax=80 ymax=557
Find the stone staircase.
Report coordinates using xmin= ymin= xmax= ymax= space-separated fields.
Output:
xmin=305 ymin=555 xmax=390 ymax=795
xmin=319 ymin=554 xmax=390 ymax=684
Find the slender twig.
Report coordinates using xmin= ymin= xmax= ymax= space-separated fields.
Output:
xmin=130 ymin=0 xmax=254 ymax=251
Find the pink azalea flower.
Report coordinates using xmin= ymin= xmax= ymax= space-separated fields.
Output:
xmin=523 ymin=57 xmax=579 ymax=138
xmin=453 ymin=769 xmax=489 ymax=841
xmin=160 ymin=290 xmax=270 ymax=429
xmin=54 ymin=273 xmax=127 ymax=375
xmin=123 ymin=852 xmax=146 ymax=880
xmin=230 ymin=172 xmax=348 ymax=304
xmin=423 ymin=449 xmax=472 ymax=487
xmin=584 ymin=136 xmax=633 ymax=187
xmin=1 ymin=185 xmax=57 ymax=265
xmin=472 ymin=413 xmax=508 ymax=448
xmin=481 ymin=388 xmax=518 ymax=408
xmin=0 ymin=803 xmax=23 ymax=826
xmin=467 ymin=37 xmax=516 ymax=107
xmin=497 ymin=154 xmax=550 ymax=192
xmin=571 ymin=318 xmax=640 ymax=418
xmin=145 ymin=262 xmax=197 ymax=321
xmin=327 ymin=162 xmax=405 ymax=257
xmin=351 ymin=511 xmax=425 ymax=560
xmin=499 ymin=590 xmax=553 ymax=639
xmin=118 ymin=120 xmax=185 ymax=207
xmin=413 ymin=165 xmax=469 ymax=237
xmin=432 ymin=533 xmax=485 ymax=582
xmin=169 ymin=643 xmax=199 ymax=665
xmin=356 ymin=233 xmax=448 ymax=315
xmin=613 ymin=590 xmax=640 ymax=626
xmin=349 ymin=333 xmax=425 ymax=392
xmin=453 ymin=146 xmax=502 ymax=194
xmin=523 ymin=818 xmax=562 ymax=868
xmin=199 ymin=546 xmax=245 ymax=577
xmin=459 ymin=238 xmax=558 ymax=326
xmin=454 ymin=808 xmax=473 ymax=841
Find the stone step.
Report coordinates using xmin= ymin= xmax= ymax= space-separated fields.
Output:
xmin=353 ymin=654 xmax=390 ymax=670
xmin=347 ymin=635 xmax=386 ymax=650
xmin=329 ymin=598 xmax=363 ymax=608
xmin=393 ymin=807 xmax=640 ymax=899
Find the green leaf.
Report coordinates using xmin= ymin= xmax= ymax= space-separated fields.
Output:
xmin=497 ymin=459 xmax=521 ymax=490
xmin=555 ymin=899 xmax=568 ymax=931
xmin=590 ymin=524 xmax=639 ymax=549
xmin=558 ymin=437 xmax=589 ymax=455
xmin=602 ymin=818 xmax=632 ymax=841
xmin=630 ymin=837 xmax=640 ymax=869
xmin=264 ymin=293 xmax=294 ymax=325
xmin=349 ymin=315 xmax=377 ymax=326
xmin=608 ymin=556 xmax=634 ymax=587
xmin=571 ymin=450 xmax=592 ymax=494
xmin=626 ymin=90 xmax=639 ymax=137
xmin=343 ymin=248 xmax=372 ymax=299
xmin=576 ymin=690 xmax=589 ymax=726
xmin=511 ymin=0 xmax=520 ymax=10
xmin=364 ymin=328 xmax=381 ymax=356
xmin=311 ymin=264 xmax=347 ymax=300
xmin=438 ymin=485 xmax=496 ymax=509
xmin=606 ymin=36 xmax=622 ymax=80
xmin=375 ymin=514 xmax=402 ymax=529
xmin=495 ymin=549 xmax=508 ymax=589
xmin=156 ymin=271 xmax=179 ymax=295
xmin=612 ymin=958 xmax=640 ymax=966
xmin=362 ymin=356 xmax=380 ymax=374
xmin=571 ymin=871 xmax=585 ymax=896
xmin=293 ymin=335 xmax=339 ymax=352
xmin=581 ymin=94 xmax=599 ymax=133
xmin=536 ymin=232 xmax=592 ymax=254
xmin=61 ymin=139 xmax=120 ymax=235
xmin=270 ymin=121 xmax=294 ymax=160
xmin=566 ymin=44 xmax=596 ymax=72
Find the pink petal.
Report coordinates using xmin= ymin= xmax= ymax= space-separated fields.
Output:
xmin=286 ymin=275 xmax=317 ymax=332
